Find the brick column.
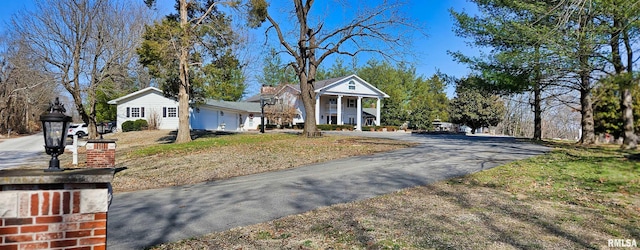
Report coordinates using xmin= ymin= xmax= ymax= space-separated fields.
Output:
xmin=86 ymin=139 xmax=116 ymax=168
xmin=0 ymin=168 xmax=114 ymax=250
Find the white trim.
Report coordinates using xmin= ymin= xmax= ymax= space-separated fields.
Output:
xmin=337 ymin=95 xmax=343 ymax=125
xmin=356 ymin=96 xmax=362 ymax=131
xmin=315 ymin=94 xmax=320 ymax=125
xmin=314 ymin=75 xmax=390 ymax=98
xmin=107 ymin=87 xmax=163 ymax=105
xmin=376 ymin=98 xmax=381 ymax=126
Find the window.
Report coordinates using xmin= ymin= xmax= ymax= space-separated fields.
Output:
xmin=128 ymin=107 xmax=144 ymax=118
xmin=347 ymin=99 xmax=356 ymax=108
xmin=348 ymin=80 xmax=356 ymax=90
xmin=329 ymin=98 xmax=337 ymax=104
xmin=348 ymin=117 xmax=356 ymax=125
xmin=163 ymin=107 xmax=177 ymax=118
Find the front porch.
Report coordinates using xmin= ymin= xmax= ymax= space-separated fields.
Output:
xmin=314 ymin=95 xmax=381 ymax=131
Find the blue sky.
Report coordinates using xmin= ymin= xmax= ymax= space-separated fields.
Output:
xmin=0 ymin=0 xmax=482 ymax=97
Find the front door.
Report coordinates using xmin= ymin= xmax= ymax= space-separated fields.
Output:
xmin=327 ymin=115 xmax=337 ymax=125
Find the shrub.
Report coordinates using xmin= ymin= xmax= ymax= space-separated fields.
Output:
xmin=317 ymin=124 xmax=357 ymax=131
xmin=362 ymin=126 xmax=379 ymax=131
xmin=122 ymin=119 xmax=149 ymax=132
xmin=133 ymin=119 xmax=148 ymax=131
xmin=122 ymin=121 xmax=135 ymax=132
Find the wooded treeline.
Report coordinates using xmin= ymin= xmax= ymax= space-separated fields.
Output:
xmin=1 ymin=0 xmax=635 ymax=145
xmin=451 ymin=0 xmax=640 ymax=147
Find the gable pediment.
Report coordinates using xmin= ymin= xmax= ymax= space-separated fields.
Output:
xmin=315 ymin=75 xmax=389 ymax=98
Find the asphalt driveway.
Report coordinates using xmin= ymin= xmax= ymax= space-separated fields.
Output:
xmin=107 ymin=132 xmax=550 ymax=249
xmin=0 ymin=133 xmax=87 ymax=170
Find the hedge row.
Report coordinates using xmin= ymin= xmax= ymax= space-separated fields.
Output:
xmin=315 ymin=124 xmax=400 ymax=131
xmin=122 ymin=119 xmax=149 ymax=132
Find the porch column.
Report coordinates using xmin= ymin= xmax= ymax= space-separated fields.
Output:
xmin=315 ymin=94 xmax=320 ymax=125
xmin=376 ymin=98 xmax=381 ymax=126
xmin=337 ymin=95 xmax=343 ymax=125
xmin=356 ymin=96 xmax=362 ymax=131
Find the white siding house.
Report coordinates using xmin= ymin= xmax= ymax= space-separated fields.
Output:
xmin=108 ymin=87 xmax=263 ymax=132
xmin=246 ymin=75 xmax=389 ymax=130
xmin=107 ymin=87 xmax=180 ymax=130
xmin=190 ymin=99 xmax=262 ymax=131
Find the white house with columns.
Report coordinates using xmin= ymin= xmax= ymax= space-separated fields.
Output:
xmin=246 ymin=75 xmax=389 ymax=131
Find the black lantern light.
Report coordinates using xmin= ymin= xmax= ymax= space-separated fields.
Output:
xmin=260 ymin=94 xmax=276 ymax=133
xmin=96 ymin=122 xmax=106 ymax=139
xmin=40 ymin=97 xmax=72 ymax=172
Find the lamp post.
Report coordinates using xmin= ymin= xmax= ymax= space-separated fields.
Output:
xmin=40 ymin=97 xmax=72 ymax=172
xmin=97 ymin=122 xmax=106 ymax=139
xmin=260 ymin=94 xmax=276 ymax=133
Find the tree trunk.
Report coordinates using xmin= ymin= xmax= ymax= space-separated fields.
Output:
xmin=533 ymin=83 xmax=542 ymax=140
xmin=579 ymin=83 xmax=596 ymax=145
xmin=532 ymin=45 xmax=542 ymax=140
xmin=621 ymin=87 xmax=636 ymax=148
xmin=578 ymin=14 xmax=596 ymax=145
xmin=620 ymin=20 xmax=636 ymax=149
xmin=300 ymin=73 xmax=318 ymax=135
xmin=175 ymin=0 xmax=192 ymax=143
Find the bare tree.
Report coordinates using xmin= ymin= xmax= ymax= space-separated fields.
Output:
xmin=263 ymin=0 xmax=422 ymax=135
xmin=0 ymin=35 xmax=57 ymax=135
xmin=11 ymin=0 xmax=149 ymax=139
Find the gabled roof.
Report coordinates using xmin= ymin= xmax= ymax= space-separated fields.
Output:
xmin=315 ymin=75 xmax=390 ymax=98
xmin=363 ymin=108 xmax=378 ymax=116
xmin=109 ymin=87 xmax=261 ymax=113
xmin=244 ymin=84 xmax=301 ymax=102
xmin=244 ymin=74 xmax=388 ymax=101
xmin=202 ymin=99 xmax=261 ymax=113
xmin=107 ymin=87 xmax=165 ymax=105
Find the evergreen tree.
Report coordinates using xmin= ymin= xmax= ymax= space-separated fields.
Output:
xmin=257 ymin=47 xmax=297 ymax=86
xmin=450 ymin=76 xmax=505 ymax=133
xmin=407 ymin=74 xmax=449 ymax=130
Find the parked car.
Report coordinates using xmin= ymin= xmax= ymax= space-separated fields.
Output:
xmin=67 ymin=123 xmax=88 ymax=138
xmin=97 ymin=121 xmax=117 ymax=133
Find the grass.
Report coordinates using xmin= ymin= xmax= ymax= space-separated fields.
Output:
xmin=97 ymin=130 xmax=415 ymax=193
xmin=131 ymin=133 xmax=296 ymax=157
xmin=467 ymin=142 xmax=639 ymax=209
xmin=152 ymin=141 xmax=639 ymax=249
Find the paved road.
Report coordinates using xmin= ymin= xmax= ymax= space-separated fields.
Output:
xmin=0 ymin=133 xmax=87 ymax=169
xmin=0 ymin=133 xmax=49 ymax=169
xmin=107 ymin=132 xmax=549 ymax=249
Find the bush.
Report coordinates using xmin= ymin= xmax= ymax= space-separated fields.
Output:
xmin=317 ymin=124 xmax=356 ymax=131
xmin=122 ymin=119 xmax=149 ymax=132
xmin=122 ymin=121 xmax=135 ymax=132
xmin=362 ymin=126 xmax=379 ymax=131
xmin=133 ymin=119 xmax=148 ymax=131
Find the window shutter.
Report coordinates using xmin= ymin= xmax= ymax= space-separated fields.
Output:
xmin=163 ymin=107 xmax=167 ymax=118
xmin=141 ymin=107 xmax=145 ymax=117
xmin=126 ymin=107 xmax=130 ymax=118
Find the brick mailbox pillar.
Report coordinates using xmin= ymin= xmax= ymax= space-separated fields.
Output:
xmin=86 ymin=139 xmax=116 ymax=168
xmin=0 ymin=168 xmax=114 ymax=250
